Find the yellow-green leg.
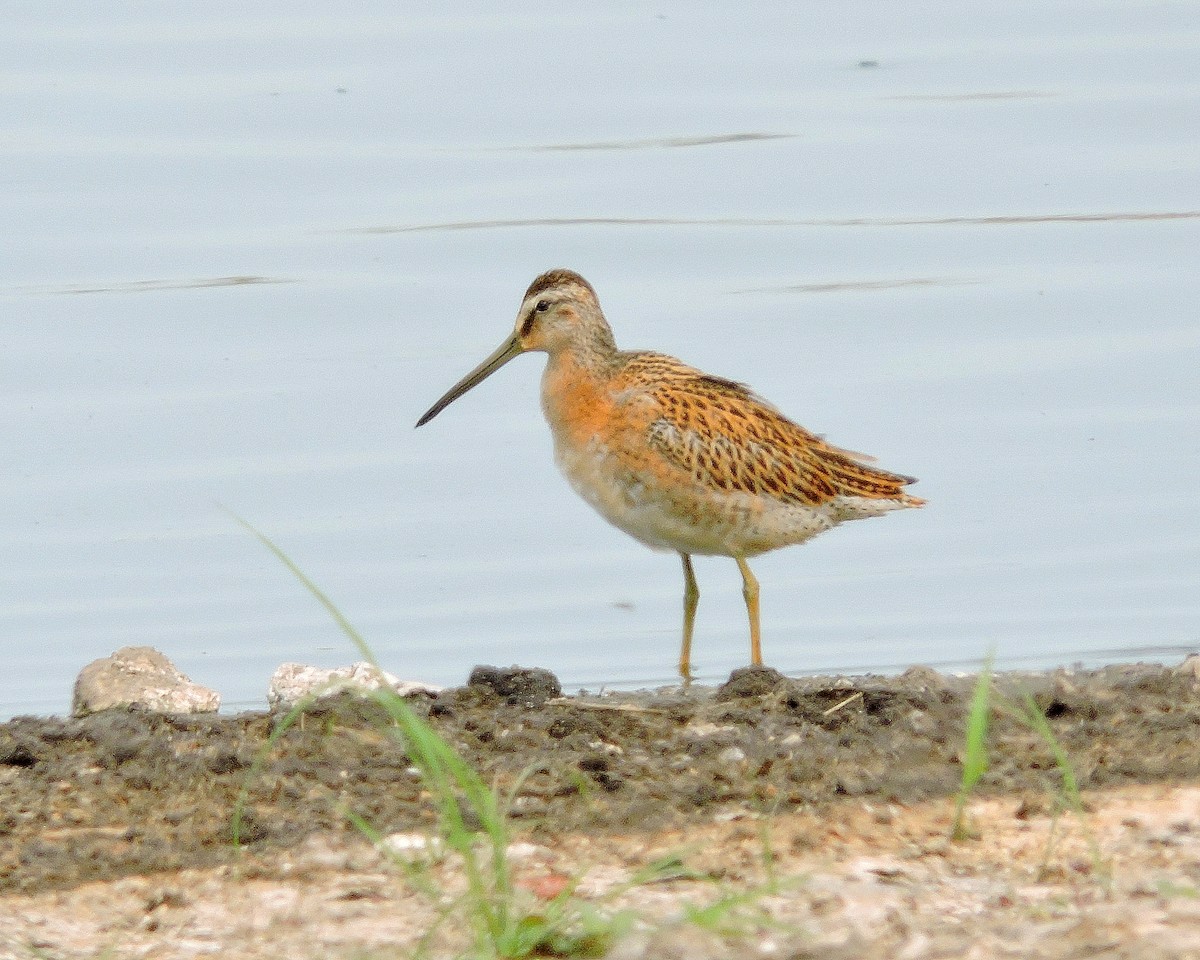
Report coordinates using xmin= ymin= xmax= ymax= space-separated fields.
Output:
xmin=735 ymin=555 xmax=762 ymax=666
xmin=679 ymin=552 xmax=698 ymax=680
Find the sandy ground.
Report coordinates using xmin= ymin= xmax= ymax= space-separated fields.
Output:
xmin=3 ymin=660 xmax=1200 ymax=958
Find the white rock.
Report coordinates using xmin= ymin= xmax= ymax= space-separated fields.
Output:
xmin=378 ymin=832 xmax=444 ymax=861
xmin=1176 ymin=653 xmax=1200 ymax=681
xmin=682 ymin=722 xmax=739 ymax=739
xmin=72 ymin=646 xmax=220 ymax=716
xmin=505 ymin=841 xmax=551 ymax=862
xmin=267 ymin=661 xmax=441 ymax=709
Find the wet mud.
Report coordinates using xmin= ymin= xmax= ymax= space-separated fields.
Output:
xmin=3 ymin=660 xmax=1199 ymax=896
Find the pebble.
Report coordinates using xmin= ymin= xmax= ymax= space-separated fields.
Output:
xmin=73 ymin=646 xmax=220 ymax=716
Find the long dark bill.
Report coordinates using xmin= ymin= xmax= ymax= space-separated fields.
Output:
xmin=415 ymin=335 xmax=524 ymax=427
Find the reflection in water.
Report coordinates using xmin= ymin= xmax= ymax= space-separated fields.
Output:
xmin=21 ymin=276 xmax=293 ymax=296
xmin=887 ymin=90 xmax=1055 ymax=101
xmin=522 ymin=132 xmax=795 ymax=151
xmin=357 ymin=211 xmax=1200 ymax=234
xmin=734 ymin=277 xmax=982 ymax=295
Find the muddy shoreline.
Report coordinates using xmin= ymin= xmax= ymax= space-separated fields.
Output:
xmin=4 ymin=659 xmax=1200 ymax=957
xmin=4 ymin=658 xmax=1200 ymax=893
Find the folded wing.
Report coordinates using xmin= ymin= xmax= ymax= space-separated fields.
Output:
xmin=628 ymin=357 xmax=922 ymax=508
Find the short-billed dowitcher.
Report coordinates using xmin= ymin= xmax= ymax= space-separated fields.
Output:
xmin=416 ymin=269 xmax=924 ymax=678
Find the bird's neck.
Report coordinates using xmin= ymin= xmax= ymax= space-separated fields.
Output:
xmin=540 ymin=345 xmax=620 ymax=447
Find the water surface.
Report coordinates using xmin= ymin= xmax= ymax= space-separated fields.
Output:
xmin=3 ymin=3 xmax=1198 ymax=718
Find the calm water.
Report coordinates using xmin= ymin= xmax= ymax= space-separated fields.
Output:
xmin=3 ymin=4 xmax=1198 ymax=719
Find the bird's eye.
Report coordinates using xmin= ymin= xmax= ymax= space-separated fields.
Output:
xmin=535 ymin=299 xmax=550 ymax=313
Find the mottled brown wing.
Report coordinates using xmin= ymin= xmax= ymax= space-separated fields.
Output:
xmin=631 ymin=357 xmax=919 ymax=506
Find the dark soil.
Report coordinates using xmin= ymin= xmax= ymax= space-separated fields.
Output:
xmin=3 ymin=660 xmax=1200 ymax=895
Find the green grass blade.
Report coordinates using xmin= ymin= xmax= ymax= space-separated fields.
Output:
xmin=1018 ymin=692 xmax=1080 ymax=801
xmin=951 ymin=651 xmax=994 ymax=841
xmin=222 ymin=508 xmax=376 ymax=665
xmin=231 ymin=511 xmax=650 ymax=956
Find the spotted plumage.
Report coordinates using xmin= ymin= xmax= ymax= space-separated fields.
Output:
xmin=417 ymin=269 xmax=924 ymax=678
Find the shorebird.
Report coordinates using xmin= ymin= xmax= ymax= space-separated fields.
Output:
xmin=416 ymin=269 xmax=924 ymax=678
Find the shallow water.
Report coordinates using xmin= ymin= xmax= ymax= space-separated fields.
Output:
xmin=3 ymin=3 xmax=1198 ymax=719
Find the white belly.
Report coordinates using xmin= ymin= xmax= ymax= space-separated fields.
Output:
xmin=552 ymin=435 xmax=836 ymax=557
